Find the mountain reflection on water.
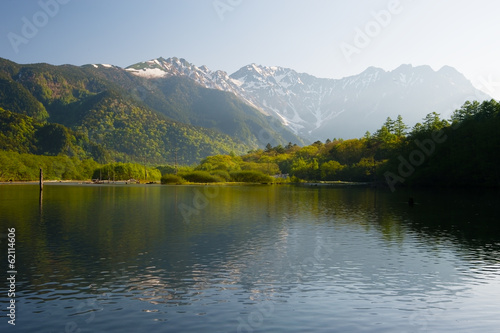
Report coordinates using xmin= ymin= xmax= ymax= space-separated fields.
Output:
xmin=0 ymin=184 xmax=499 ymax=332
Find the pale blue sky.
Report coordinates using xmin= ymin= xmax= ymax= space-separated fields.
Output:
xmin=1 ymin=0 xmax=500 ymax=98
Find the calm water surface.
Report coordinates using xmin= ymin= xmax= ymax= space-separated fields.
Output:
xmin=1 ymin=184 xmax=500 ymax=332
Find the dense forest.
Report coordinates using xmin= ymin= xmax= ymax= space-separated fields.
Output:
xmin=0 ymin=58 xmax=303 ymax=166
xmin=170 ymin=99 xmax=500 ymax=188
xmin=1 ymin=99 xmax=499 ymax=187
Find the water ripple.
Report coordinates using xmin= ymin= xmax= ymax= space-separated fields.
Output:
xmin=3 ymin=185 xmax=500 ymax=332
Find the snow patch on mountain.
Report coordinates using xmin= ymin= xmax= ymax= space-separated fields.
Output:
xmin=126 ymin=58 xmax=491 ymax=140
xmin=126 ymin=67 xmax=167 ymax=78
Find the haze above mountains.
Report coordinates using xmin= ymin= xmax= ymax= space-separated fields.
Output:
xmin=126 ymin=57 xmax=490 ymax=140
xmin=0 ymin=56 xmax=491 ymax=163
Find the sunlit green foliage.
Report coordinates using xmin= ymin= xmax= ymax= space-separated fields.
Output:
xmin=92 ymin=163 xmax=161 ymax=181
xmin=229 ymin=170 xmax=273 ymax=183
xmin=382 ymin=100 xmax=500 ymax=187
xmin=0 ymin=107 xmax=37 ymax=153
xmin=160 ymin=174 xmax=186 ymax=184
xmin=211 ymin=170 xmax=231 ymax=182
xmin=156 ymin=165 xmax=177 ymax=175
xmin=196 ymin=155 xmax=242 ymax=172
xmin=188 ymin=104 xmax=499 ymax=188
xmin=0 ymin=76 xmax=49 ymax=121
xmin=0 ymin=107 xmax=111 ymax=162
xmin=179 ymin=171 xmax=224 ymax=183
xmin=0 ymin=150 xmax=99 ymax=181
xmin=320 ymin=160 xmax=345 ymax=180
xmin=0 ymin=58 xmax=304 ymax=165
xmin=1 ymin=71 xmax=499 ymax=191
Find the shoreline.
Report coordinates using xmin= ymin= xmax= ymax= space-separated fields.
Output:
xmin=0 ymin=180 xmax=276 ymax=186
xmin=0 ymin=180 xmax=371 ymax=187
xmin=299 ymin=181 xmax=372 ymax=187
xmin=3 ymin=179 xmax=497 ymax=189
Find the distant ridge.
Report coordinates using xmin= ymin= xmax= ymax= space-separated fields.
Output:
xmin=128 ymin=58 xmax=491 ymax=140
xmin=0 ymin=57 xmax=304 ymax=164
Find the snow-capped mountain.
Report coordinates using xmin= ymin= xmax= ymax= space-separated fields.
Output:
xmin=126 ymin=58 xmax=490 ymax=140
xmin=126 ymin=57 xmax=240 ymax=95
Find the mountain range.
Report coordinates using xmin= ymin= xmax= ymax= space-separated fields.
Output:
xmin=0 ymin=56 xmax=491 ymax=164
xmin=0 ymin=57 xmax=303 ymax=164
xmin=127 ymin=57 xmax=490 ymax=140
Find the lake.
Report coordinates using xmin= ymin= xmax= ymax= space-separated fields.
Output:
xmin=1 ymin=183 xmax=500 ymax=332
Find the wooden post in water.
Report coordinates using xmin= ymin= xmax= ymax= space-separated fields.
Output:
xmin=39 ymin=167 xmax=44 ymax=191
xmin=39 ymin=182 xmax=43 ymax=212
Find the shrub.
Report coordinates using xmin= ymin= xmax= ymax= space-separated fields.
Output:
xmin=161 ymin=174 xmax=186 ymax=184
xmin=92 ymin=163 xmax=161 ymax=181
xmin=156 ymin=165 xmax=176 ymax=175
xmin=289 ymin=175 xmax=304 ymax=183
xmin=210 ymin=170 xmax=231 ymax=182
xmin=230 ymin=170 xmax=273 ymax=183
xmin=180 ymin=171 xmax=224 ymax=183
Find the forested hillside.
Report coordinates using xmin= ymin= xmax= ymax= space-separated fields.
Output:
xmin=1 ymin=99 xmax=498 ymax=186
xmin=1 ymin=58 xmax=498 ymax=186
xmin=180 ymin=100 xmax=500 ymax=188
xmin=0 ymin=107 xmax=108 ymax=161
xmin=382 ymin=100 xmax=500 ymax=188
xmin=0 ymin=58 xmax=301 ymax=165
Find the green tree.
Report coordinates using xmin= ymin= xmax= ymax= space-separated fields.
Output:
xmin=375 ymin=125 xmax=393 ymax=143
xmin=35 ymin=123 xmax=72 ymax=155
xmin=384 ymin=117 xmax=395 ymax=133
xmin=196 ymin=155 xmax=241 ymax=172
xmin=394 ymin=115 xmax=408 ymax=137
xmin=422 ymin=112 xmax=448 ymax=132
xmin=451 ymin=100 xmax=480 ymax=123
xmin=320 ymin=160 xmax=345 ymax=180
